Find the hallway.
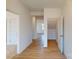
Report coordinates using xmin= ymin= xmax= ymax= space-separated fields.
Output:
xmin=12 ymin=40 xmax=66 ymax=59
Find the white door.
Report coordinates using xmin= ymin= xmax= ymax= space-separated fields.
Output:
xmin=7 ymin=11 xmax=19 ymax=53
xmin=57 ymin=16 xmax=64 ymax=53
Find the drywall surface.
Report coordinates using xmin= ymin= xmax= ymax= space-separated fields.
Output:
xmin=7 ymin=0 xmax=32 ymax=54
xmin=44 ymin=8 xmax=61 ymax=18
xmin=32 ymin=16 xmax=37 ymax=39
xmin=63 ymin=0 xmax=72 ymax=59
xmin=44 ymin=8 xmax=61 ymax=47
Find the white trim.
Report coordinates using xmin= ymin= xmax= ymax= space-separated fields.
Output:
xmin=17 ymin=40 xmax=32 ymax=54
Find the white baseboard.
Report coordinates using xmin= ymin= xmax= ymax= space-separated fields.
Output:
xmin=17 ymin=40 xmax=32 ymax=54
xmin=43 ymin=45 xmax=47 ymax=47
xmin=48 ymin=39 xmax=56 ymax=40
xmin=64 ymin=52 xmax=72 ymax=59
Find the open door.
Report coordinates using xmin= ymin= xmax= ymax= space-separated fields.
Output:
xmin=57 ymin=16 xmax=64 ymax=54
xmin=6 ymin=11 xmax=20 ymax=54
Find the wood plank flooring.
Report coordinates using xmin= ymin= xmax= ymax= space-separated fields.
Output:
xmin=12 ymin=40 xmax=66 ymax=59
xmin=6 ymin=45 xmax=16 ymax=59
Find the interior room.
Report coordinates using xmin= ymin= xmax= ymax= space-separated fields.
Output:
xmin=6 ymin=0 xmax=72 ymax=59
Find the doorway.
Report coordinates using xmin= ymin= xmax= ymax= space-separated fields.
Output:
xmin=6 ymin=11 xmax=19 ymax=59
xmin=47 ymin=17 xmax=64 ymax=54
xmin=47 ymin=18 xmax=57 ymax=47
xmin=32 ymin=16 xmax=44 ymax=47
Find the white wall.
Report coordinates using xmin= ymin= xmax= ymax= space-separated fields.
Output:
xmin=32 ymin=16 xmax=37 ymax=39
xmin=44 ymin=8 xmax=61 ymax=47
xmin=36 ymin=19 xmax=44 ymax=33
xmin=63 ymin=0 xmax=72 ymax=59
xmin=44 ymin=8 xmax=61 ymax=18
xmin=7 ymin=0 xmax=32 ymax=54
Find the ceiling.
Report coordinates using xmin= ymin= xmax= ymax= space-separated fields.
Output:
xmin=20 ymin=0 xmax=65 ymax=11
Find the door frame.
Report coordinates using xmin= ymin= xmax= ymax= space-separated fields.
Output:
xmin=57 ymin=16 xmax=64 ymax=54
xmin=6 ymin=10 xmax=20 ymax=54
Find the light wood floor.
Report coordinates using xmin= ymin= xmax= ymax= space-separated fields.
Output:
xmin=12 ymin=40 xmax=66 ymax=59
xmin=6 ymin=45 xmax=16 ymax=59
